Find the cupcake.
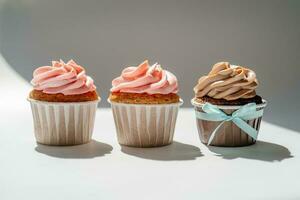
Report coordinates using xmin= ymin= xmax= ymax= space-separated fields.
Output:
xmin=28 ymin=59 xmax=100 ymax=145
xmin=108 ymin=60 xmax=183 ymax=147
xmin=191 ymin=62 xmax=267 ymax=147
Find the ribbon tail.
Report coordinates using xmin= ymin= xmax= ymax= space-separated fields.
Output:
xmin=207 ymin=121 xmax=226 ymax=145
xmin=233 ymin=118 xmax=258 ymax=140
xmin=195 ymin=111 xmax=227 ymax=121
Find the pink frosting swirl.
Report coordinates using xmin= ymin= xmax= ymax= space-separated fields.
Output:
xmin=31 ymin=59 xmax=96 ymax=95
xmin=111 ymin=60 xmax=178 ymax=94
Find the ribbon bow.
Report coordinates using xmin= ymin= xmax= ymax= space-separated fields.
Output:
xmin=195 ymin=103 xmax=264 ymax=145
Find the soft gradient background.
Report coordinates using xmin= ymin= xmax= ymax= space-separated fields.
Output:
xmin=0 ymin=0 xmax=299 ymax=131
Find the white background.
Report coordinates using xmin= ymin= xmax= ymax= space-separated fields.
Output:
xmin=0 ymin=0 xmax=300 ymax=132
xmin=0 ymin=55 xmax=299 ymax=200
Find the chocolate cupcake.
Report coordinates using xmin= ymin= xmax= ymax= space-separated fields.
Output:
xmin=191 ymin=62 xmax=267 ymax=147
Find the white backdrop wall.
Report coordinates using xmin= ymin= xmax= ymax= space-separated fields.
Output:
xmin=0 ymin=0 xmax=299 ymax=131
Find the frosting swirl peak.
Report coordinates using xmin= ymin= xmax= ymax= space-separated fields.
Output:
xmin=31 ymin=59 xmax=96 ymax=95
xmin=111 ymin=60 xmax=178 ymax=94
xmin=194 ymin=62 xmax=258 ymax=100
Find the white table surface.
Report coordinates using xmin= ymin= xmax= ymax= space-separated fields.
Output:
xmin=1 ymin=56 xmax=299 ymax=200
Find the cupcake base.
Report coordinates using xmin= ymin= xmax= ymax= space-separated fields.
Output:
xmin=30 ymin=89 xmax=99 ymax=102
xmin=194 ymin=95 xmax=263 ymax=106
xmin=191 ymin=98 xmax=267 ymax=147
xmin=109 ymin=100 xmax=183 ymax=147
xmin=109 ymin=92 xmax=180 ymax=104
xmin=28 ymin=98 xmax=100 ymax=146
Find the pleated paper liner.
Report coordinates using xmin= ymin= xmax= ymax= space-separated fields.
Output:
xmin=108 ymin=99 xmax=183 ymax=147
xmin=28 ymin=98 xmax=100 ymax=146
xmin=191 ymin=98 xmax=267 ymax=147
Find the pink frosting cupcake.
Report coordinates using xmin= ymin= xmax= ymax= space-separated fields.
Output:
xmin=28 ymin=59 xmax=100 ymax=146
xmin=108 ymin=60 xmax=183 ymax=147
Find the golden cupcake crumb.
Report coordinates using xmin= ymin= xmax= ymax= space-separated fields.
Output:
xmin=29 ymin=90 xmax=99 ymax=102
xmin=109 ymin=92 xmax=180 ymax=104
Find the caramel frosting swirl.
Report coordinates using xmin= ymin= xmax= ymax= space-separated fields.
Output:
xmin=194 ymin=62 xmax=258 ymax=100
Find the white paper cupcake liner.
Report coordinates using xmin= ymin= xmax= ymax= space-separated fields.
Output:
xmin=191 ymin=98 xmax=267 ymax=147
xmin=28 ymin=98 xmax=100 ymax=146
xmin=108 ymin=100 xmax=183 ymax=147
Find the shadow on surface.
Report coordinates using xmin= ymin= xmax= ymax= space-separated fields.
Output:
xmin=208 ymin=141 xmax=293 ymax=162
xmin=35 ymin=140 xmax=113 ymax=159
xmin=121 ymin=141 xmax=203 ymax=161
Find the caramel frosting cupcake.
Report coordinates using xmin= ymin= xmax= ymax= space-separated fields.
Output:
xmin=108 ymin=60 xmax=182 ymax=147
xmin=28 ymin=59 xmax=100 ymax=146
xmin=191 ymin=61 xmax=267 ymax=147
xmin=193 ymin=62 xmax=262 ymax=105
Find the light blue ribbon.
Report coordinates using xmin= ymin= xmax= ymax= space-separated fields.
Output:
xmin=195 ymin=103 xmax=264 ymax=145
